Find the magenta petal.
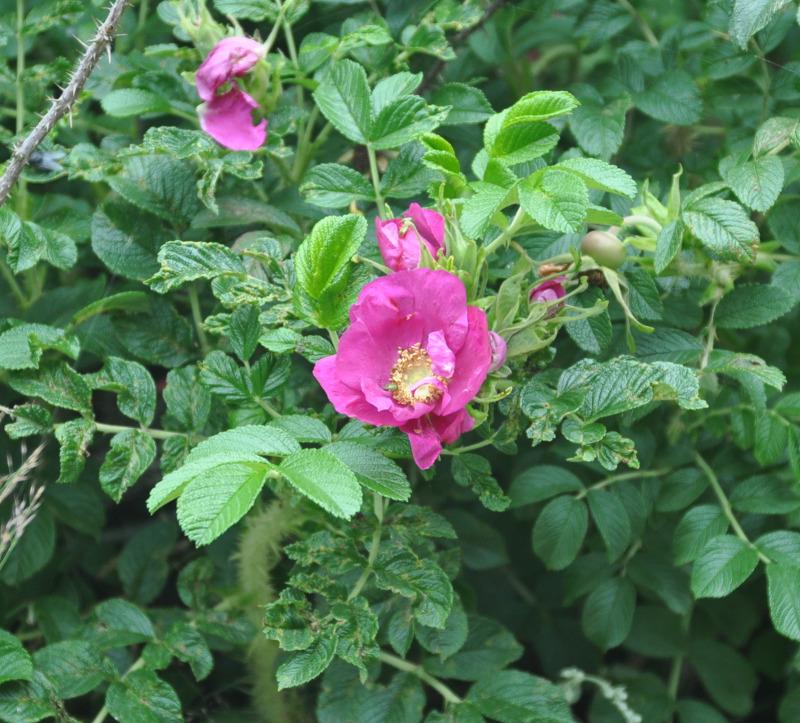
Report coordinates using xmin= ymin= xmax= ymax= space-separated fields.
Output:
xmin=198 ymin=89 xmax=267 ymax=151
xmin=441 ymin=306 xmax=492 ymax=415
xmin=404 ymin=203 xmax=445 ymax=258
xmin=375 ymin=218 xmax=420 ymax=271
xmin=401 ymin=417 xmax=444 ymax=469
xmin=426 ymin=330 xmax=455 ymax=377
xmin=196 ymin=36 xmax=265 ymax=101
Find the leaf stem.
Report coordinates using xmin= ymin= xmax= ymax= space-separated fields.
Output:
xmin=189 ymin=282 xmax=211 ymax=356
xmin=699 ymin=297 xmax=719 ymax=369
xmin=575 ymin=468 xmax=670 ymax=499
xmin=90 ymin=421 xmax=191 ymax=441
xmin=347 ymin=493 xmax=384 ymax=601
xmin=352 ymin=253 xmax=391 ymax=274
xmin=91 ymin=657 xmax=147 ymax=723
xmin=695 ymin=453 xmax=771 ymax=565
xmin=667 ymin=608 xmax=692 ymax=709
xmin=366 ymin=143 xmax=387 ymax=220
xmin=483 ymin=207 xmax=527 ymax=256
xmin=378 ymin=651 xmax=463 ymax=705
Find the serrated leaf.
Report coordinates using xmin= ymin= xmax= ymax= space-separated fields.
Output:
xmin=106 ymin=668 xmax=182 ymax=723
xmin=99 ymin=430 xmax=157 ymax=502
xmin=313 ymin=59 xmax=372 ymax=143
xmin=101 ymin=88 xmax=171 ymax=118
xmin=587 ymin=488 xmax=631 ymax=562
xmin=432 ymin=83 xmax=493 ymax=125
xmin=279 ymin=449 xmax=362 ymax=519
xmin=277 ymin=634 xmax=337 ymax=689
xmin=176 ymin=461 xmax=271 ymax=545
xmin=33 ymin=640 xmax=113 ymax=699
xmin=467 ymin=670 xmax=573 ymax=723
xmin=147 ymin=241 xmax=246 ymax=293
xmin=635 ymin=70 xmax=702 ymax=125
xmin=729 ymin=0 xmax=792 ymax=48
xmin=766 ymin=561 xmax=800 ymax=641
xmin=683 ymin=197 xmax=759 ymax=262
xmin=691 ymin=535 xmax=759 ymax=598
xmin=555 ymin=157 xmax=636 ymax=197
xmin=0 ymin=323 xmax=80 ymax=371
xmin=724 ymin=155 xmax=784 ymax=212
xmin=487 ymin=121 xmax=560 ymax=166
xmin=569 ymin=96 xmax=628 ymax=159
xmin=655 ymin=219 xmax=685 ymax=273
xmin=704 ymin=350 xmax=786 ymax=388
xmin=301 ymin=163 xmax=374 ymax=208
xmin=55 ymin=418 xmax=95 ymax=484
xmin=89 ymin=357 xmax=156 ymax=426
xmin=371 ymin=96 xmax=449 ymax=150
xmin=730 ymin=474 xmax=800 ymax=514
xmin=268 ymin=414 xmax=332 ymax=444
xmin=674 ymin=505 xmax=729 ymax=565
xmin=325 ymin=441 xmax=410 ymax=501
xmin=0 ymin=629 xmax=33 ymax=686
xmin=8 ymin=362 xmax=92 ymax=414
xmin=533 ymin=496 xmax=588 ymax=570
xmin=626 ymin=267 xmax=663 ymax=321
xmin=582 ymin=576 xmax=636 ymax=649
xmin=371 ymin=72 xmax=422 ymax=114
xmin=715 ymin=284 xmax=795 ymax=329
xmin=519 ymin=169 xmax=589 ymax=233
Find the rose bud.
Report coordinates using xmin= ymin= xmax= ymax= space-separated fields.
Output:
xmin=376 ymin=203 xmax=445 ymax=272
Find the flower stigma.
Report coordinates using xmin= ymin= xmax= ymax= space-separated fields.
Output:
xmin=388 ymin=344 xmax=447 ymax=405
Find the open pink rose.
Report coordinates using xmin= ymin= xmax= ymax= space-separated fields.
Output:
xmin=198 ymin=88 xmax=268 ymax=152
xmin=195 ymin=37 xmax=267 ymax=151
xmin=376 ymin=203 xmax=446 ymax=272
xmin=313 ymin=268 xmax=492 ymax=468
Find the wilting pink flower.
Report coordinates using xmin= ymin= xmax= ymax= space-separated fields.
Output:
xmin=376 ymin=203 xmax=446 ymax=272
xmin=313 ymin=268 xmax=492 ymax=469
xmin=198 ymin=88 xmax=268 ymax=152
xmin=488 ymin=332 xmax=507 ymax=373
xmin=196 ymin=36 xmax=265 ymax=102
xmin=530 ymin=277 xmax=567 ymax=312
xmin=195 ymin=37 xmax=267 ymax=151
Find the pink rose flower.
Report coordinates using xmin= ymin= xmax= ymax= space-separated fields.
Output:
xmin=530 ymin=277 xmax=567 ymax=312
xmin=313 ymin=268 xmax=492 ymax=469
xmin=196 ymin=36 xmax=265 ymax=102
xmin=198 ymin=88 xmax=268 ymax=152
xmin=195 ymin=37 xmax=267 ymax=151
xmin=488 ymin=331 xmax=507 ymax=373
xmin=376 ymin=203 xmax=446 ymax=272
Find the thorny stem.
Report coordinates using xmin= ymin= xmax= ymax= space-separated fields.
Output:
xmin=379 ymin=651 xmax=463 ymax=705
xmin=347 ymin=493 xmax=384 ymax=601
xmin=366 ymin=143 xmax=387 ymax=220
xmin=695 ymin=453 xmax=771 ymax=565
xmin=189 ymin=282 xmax=211 ymax=356
xmin=0 ymin=0 xmax=131 ymax=207
xmin=91 ymin=657 xmax=147 ymax=723
xmin=615 ymin=0 xmax=659 ymax=47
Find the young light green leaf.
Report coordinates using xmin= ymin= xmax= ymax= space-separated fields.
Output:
xmin=518 ymin=169 xmax=589 ymax=233
xmin=370 ymin=96 xmax=449 ymax=150
xmin=555 ymin=157 xmax=636 ymax=197
xmin=279 ymin=449 xmax=362 ymax=519
xmin=101 ymin=88 xmax=171 ymax=118
xmin=325 ymin=441 xmax=411 ymax=501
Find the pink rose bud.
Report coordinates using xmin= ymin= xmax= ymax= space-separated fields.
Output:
xmin=198 ymin=88 xmax=267 ymax=151
xmin=376 ymin=203 xmax=446 ymax=272
xmin=488 ymin=332 xmax=507 ymax=373
xmin=196 ymin=36 xmax=266 ymax=102
xmin=313 ymin=268 xmax=492 ymax=469
xmin=530 ymin=277 xmax=567 ymax=306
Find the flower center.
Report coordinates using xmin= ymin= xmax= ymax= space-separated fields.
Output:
xmin=388 ymin=343 xmax=446 ymax=406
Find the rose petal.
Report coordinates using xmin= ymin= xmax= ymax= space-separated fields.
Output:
xmin=196 ymin=36 xmax=265 ymax=102
xmin=198 ymin=89 xmax=267 ymax=151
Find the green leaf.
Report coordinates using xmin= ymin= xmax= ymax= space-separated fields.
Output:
xmin=0 ymin=322 xmax=80 ymax=371
xmin=754 ymin=410 xmax=789 ymax=465
xmin=754 ymin=116 xmax=799 ymax=156
xmin=101 ymin=88 xmax=171 ymax=117
xmin=508 ymin=465 xmax=584 ymax=506
xmin=766 ymin=561 xmax=800 ymax=641
xmin=626 ymin=267 xmax=664 ymax=321
xmin=0 ymin=510 xmax=55 ymax=585
xmin=88 ymin=357 xmax=156 ymax=426
xmin=714 ymin=284 xmax=795 ymax=329
xmin=313 ymin=60 xmax=372 ymax=143
xmin=106 ymin=668 xmax=182 ymax=723
xmin=371 ymin=96 xmax=449 ymax=150
xmin=533 ymin=496 xmax=588 ymax=570
xmin=55 ymin=418 xmax=95 ymax=484
xmin=704 ymin=350 xmax=786 ymax=389
xmin=99 ymin=430 xmax=157 ymax=502
xmin=176 ymin=461 xmax=271 ymax=546
xmin=374 ymin=548 xmax=453 ymax=628
xmin=689 ymin=638 xmax=756 ymax=715
xmin=432 ymin=83 xmax=493 ymax=125
xmin=119 ymin=522 xmax=178 ymax=604
xmin=505 ymin=91 xmax=579 ymax=124
xmin=424 ymin=614 xmax=522 ymax=681
xmin=519 ymin=169 xmax=589 ymax=233
xmin=268 ymin=414 xmax=332 ymax=444
xmin=674 ymin=505 xmax=729 ymax=565
xmin=325 ymin=441 xmax=411 ymax=501
xmin=587 ymin=488 xmax=631 ymax=562
xmin=160 ymin=622 xmax=213 ymax=680
xmin=371 ymin=72 xmax=422 ymax=114
xmin=451 ymin=454 xmax=510 ymax=512
xmin=633 ymin=327 xmax=702 ymax=364
xmin=228 ymin=305 xmax=261 ymax=362
xmin=0 ymin=629 xmax=34 ymax=686
xmin=108 ymin=156 xmax=199 ymax=227
xmin=635 ymin=71 xmax=702 ymax=125
xmin=417 ymin=603 xmax=469 ymax=658
xmin=163 ymin=367 xmax=211 ymax=431
xmin=730 ymin=474 xmax=800 ymax=514
xmin=486 ymin=121 xmax=560 ymax=166
xmin=569 ymin=95 xmax=628 ymax=159
xmin=555 ymin=157 xmax=636 ymax=197
xmin=294 ymin=214 xmax=366 ymax=301
xmin=683 ymin=197 xmax=759 ymax=262
xmin=277 ymin=633 xmax=337 ymax=689
xmin=88 ymin=599 xmax=156 ymax=649
xmin=147 ymin=241 xmax=246 ymax=294
xmin=467 ymin=670 xmax=573 ymax=723
xmin=654 ymin=219 xmax=685 ymax=273
xmin=729 ymin=0 xmax=792 ymax=48
xmin=8 ymin=222 xmax=78 ymax=272
xmin=724 ymin=155 xmax=784 ymax=212
xmin=565 ymin=287 xmax=612 ymax=356
xmin=691 ymin=535 xmax=759 ymax=598
xmin=301 ymin=164 xmax=374 ymax=208
xmin=279 ymin=449 xmax=362 ymax=519
xmin=381 ymin=142 xmax=441 ymax=198
xmin=677 ymin=700 xmax=729 ymax=723
xmin=33 ymin=640 xmax=113 ymax=699
xmin=8 ymin=362 xmax=92 ymax=414
xmin=91 ymin=201 xmax=170 ymax=281
xmin=582 ymin=576 xmax=636 ymax=649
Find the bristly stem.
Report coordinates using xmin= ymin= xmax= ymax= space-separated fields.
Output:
xmin=379 ymin=651 xmax=463 ymax=705
xmin=367 ymin=143 xmax=387 ymax=220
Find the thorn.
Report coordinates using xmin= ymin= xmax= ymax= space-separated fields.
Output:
xmin=107 ymin=45 xmax=112 ymax=63
xmin=73 ymin=34 xmax=90 ymax=49
xmin=68 ymin=108 xmax=73 ymax=128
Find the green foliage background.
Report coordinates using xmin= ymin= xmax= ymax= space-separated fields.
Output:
xmin=2 ymin=0 xmax=800 ymax=721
